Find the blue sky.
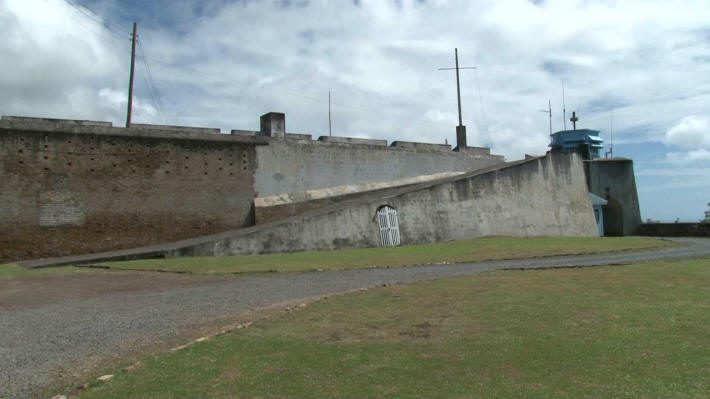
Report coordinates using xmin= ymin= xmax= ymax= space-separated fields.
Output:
xmin=2 ymin=0 xmax=709 ymax=222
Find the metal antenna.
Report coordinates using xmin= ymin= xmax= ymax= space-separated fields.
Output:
xmin=561 ymin=79 xmax=567 ymax=130
xmin=438 ymin=48 xmax=476 ymax=149
xmin=608 ymin=113 xmax=614 ymax=158
xmin=328 ymin=91 xmax=332 ymax=136
xmin=538 ymin=99 xmax=552 ymax=135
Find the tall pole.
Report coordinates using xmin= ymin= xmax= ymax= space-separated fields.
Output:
xmin=328 ymin=91 xmax=332 ymax=136
xmin=438 ymin=49 xmax=476 ymax=150
xmin=547 ymin=100 xmax=552 ymax=134
xmin=126 ymin=22 xmax=137 ymax=128
xmin=455 ymin=48 xmax=463 ymax=127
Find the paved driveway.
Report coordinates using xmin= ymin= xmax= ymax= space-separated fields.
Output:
xmin=2 ymin=237 xmax=709 ymax=399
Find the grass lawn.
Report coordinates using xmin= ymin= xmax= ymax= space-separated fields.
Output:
xmin=98 ymin=236 xmax=671 ymax=274
xmin=0 ymin=263 xmax=87 ymax=279
xmin=72 ymin=257 xmax=710 ymax=399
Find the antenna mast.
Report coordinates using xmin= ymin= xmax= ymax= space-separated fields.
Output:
xmin=126 ymin=22 xmax=137 ymax=128
xmin=606 ymin=113 xmax=614 ymax=158
xmin=538 ymin=99 xmax=552 ymax=135
xmin=328 ymin=91 xmax=332 ymax=136
xmin=438 ymin=48 xmax=477 ymax=149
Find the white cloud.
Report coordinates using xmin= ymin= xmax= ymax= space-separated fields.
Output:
xmin=665 ymin=148 xmax=710 ymax=164
xmin=664 ymin=115 xmax=710 ymax=149
xmin=3 ymin=1 xmax=710 ymax=153
xmin=0 ymin=0 xmax=155 ymax=124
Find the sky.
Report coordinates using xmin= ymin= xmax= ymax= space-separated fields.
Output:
xmin=1 ymin=0 xmax=709 ymax=222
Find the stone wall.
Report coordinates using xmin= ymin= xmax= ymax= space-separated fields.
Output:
xmin=586 ymin=158 xmax=642 ymax=235
xmin=254 ymin=139 xmax=504 ymax=197
xmin=1 ymin=116 xmax=507 ymax=261
xmin=169 ymin=152 xmax=597 ymax=257
xmin=0 ymin=117 xmax=263 ymax=261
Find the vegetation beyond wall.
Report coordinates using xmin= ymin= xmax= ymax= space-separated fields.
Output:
xmin=638 ymin=223 xmax=710 ymax=237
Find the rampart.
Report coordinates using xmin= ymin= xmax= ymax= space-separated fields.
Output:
xmin=0 ymin=115 xmax=505 ymax=261
xmin=165 ymin=152 xmax=599 ymax=258
xmin=585 ymin=158 xmax=641 ymax=235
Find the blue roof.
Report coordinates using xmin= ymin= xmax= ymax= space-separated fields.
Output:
xmin=549 ymin=129 xmax=604 ymax=150
xmin=589 ymin=193 xmax=608 ymax=206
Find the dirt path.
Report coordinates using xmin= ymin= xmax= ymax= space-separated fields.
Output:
xmin=2 ymin=237 xmax=709 ymax=399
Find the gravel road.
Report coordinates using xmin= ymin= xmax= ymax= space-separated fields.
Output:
xmin=2 ymin=237 xmax=709 ymax=399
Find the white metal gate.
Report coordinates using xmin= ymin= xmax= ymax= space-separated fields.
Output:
xmin=377 ymin=206 xmax=401 ymax=247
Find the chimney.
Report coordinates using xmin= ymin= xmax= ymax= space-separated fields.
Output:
xmin=259 ymin=112 xmax=285 ymax=137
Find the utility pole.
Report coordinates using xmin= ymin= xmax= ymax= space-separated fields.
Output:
xmin=328 ymin=91 xmax=332 ymax=136
xmin=439 ymin=48 xmax=476 ymax=150
xmin=538 ymin=99 xmax=552 ymax=135
xmin=126 ymin=22 xmax=137 ymax=128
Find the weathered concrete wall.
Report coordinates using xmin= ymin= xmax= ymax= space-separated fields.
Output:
xmin=170 ymin=152 xmax=596 ymax=257
xmin=638 ymin=223 xmax=710 ymax=237
xmin=586 ymin=158 xmax=642 ymax=236
xmin=0 ymin=117 xmax=265 ymax=261
xmin=254 ymin=139 xmax=505 ymax=197
xmin=253 ymin=171 xmax=465 ymax=224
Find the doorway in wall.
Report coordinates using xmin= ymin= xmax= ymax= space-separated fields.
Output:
xmin=376 ymin=205 xmax=401 ymax=247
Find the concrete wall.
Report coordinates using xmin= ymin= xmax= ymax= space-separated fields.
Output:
xmin=170 ymin=152 xmax=597 ymax=257
xmin=253 ymin=171 xmax=465 ymax=224
xmin=0 ymin=117 xmax=264 ymax=261
xmin=254 ymin=139 xmax=504 ymax=197
xmin=586 ymin=158 xmax=642 ymax=235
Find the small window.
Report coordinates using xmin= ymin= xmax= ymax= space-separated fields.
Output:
xmin=376 ymin=205 xmax=401 ymax=247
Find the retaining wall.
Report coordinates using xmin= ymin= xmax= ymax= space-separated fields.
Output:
xmin=0 ymin=117 xmax=264 ymax=261
xmin=170 ymin=152 xmax=597 ymax=257
xmin=585 ymin=158 xmax=642 ymax=235
xmin=254 ymin=139 xmax=504 ymax=196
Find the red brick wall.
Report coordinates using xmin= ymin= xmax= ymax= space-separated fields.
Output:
xmin=1 ymin=128 xmax=258 ymax=261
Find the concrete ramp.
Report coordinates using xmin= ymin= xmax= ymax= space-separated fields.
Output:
xmin=18 ymin=153 xmax=597 ymax=268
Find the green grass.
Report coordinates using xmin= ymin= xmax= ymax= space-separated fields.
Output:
xmin=73 ymin=257 xmax=710 ymax=398
xmin=0 ymin=263 xmax=87 ymax=279
xmin=98 ymin=236 xmax=671 ymax=274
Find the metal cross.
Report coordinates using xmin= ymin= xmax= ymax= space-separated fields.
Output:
xmin=438 ymin=48 xmax=477 ymax=127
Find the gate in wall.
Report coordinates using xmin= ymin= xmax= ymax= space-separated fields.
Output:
xmin=377 ymin=205 xmax=401 ymax=247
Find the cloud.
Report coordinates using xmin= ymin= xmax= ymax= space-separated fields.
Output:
xmin=4 ymin=0 xmax=710 ymax=160
xmin=0 ymin=0 xmax=156 ymax=124
xmin=665 ymin=148 xmax=710 ymax=164
xmin=664 ymin=115 xmax=710 ymax=149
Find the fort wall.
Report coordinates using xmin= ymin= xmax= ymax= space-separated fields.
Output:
xmin=0 ymin=117 xmax=263 ymax=261
xmin=254 ymin=139 xmax=503 ymax=197
xmin=1 ymin=116 xmax=506 ymax=262
xmin=169 ymin=152 xmax=597 ymax=258
xmin=585 ymin=158 xmax=641 ymax=235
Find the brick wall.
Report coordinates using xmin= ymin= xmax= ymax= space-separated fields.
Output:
xmin=0 ymin=125 xmax=260 ymax=261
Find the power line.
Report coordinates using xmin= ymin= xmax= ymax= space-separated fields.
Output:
xmin=474 ymin=68 xmax=490 ymax=145
xmin=39 ymin=0 xmax=131 ymax=52
xmin=63 ymin=0 xmax=131 ymax=40
xmin=137 ymin=38 xmax=167 ymax=124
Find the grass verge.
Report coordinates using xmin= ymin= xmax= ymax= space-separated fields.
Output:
xmin=70 ymin=257 xmax=710 ymax=398
xmin=96 ymin=236 xmax=671 ymax=274
xmin=0 ymin=263 xmax=88 ymax=279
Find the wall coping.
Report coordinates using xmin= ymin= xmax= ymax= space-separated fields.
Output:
xmin=1 ymin=116 xmax=505 ymax=159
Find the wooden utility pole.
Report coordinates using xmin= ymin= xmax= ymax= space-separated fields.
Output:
xmin=126 ymin=22 xmax=137 ymax=128
xmin=328 ymin=91 xmax=332 ymax=136
xmin=439 ymin=48 xmax=476 ymax=149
